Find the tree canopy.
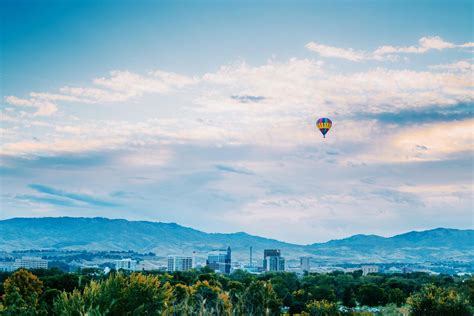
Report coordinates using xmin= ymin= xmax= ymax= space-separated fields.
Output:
xmin=0 ymin=267 xmax=472 ymax=315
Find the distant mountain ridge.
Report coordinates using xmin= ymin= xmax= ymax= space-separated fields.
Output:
xmin=1 ymin=217 xmax=472 ymax=263
xmin=306 ymin=227 xmax=473 ymax=263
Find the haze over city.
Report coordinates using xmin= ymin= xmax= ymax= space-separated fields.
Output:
xmin=1 ymin=0 xmax=473 ymax=244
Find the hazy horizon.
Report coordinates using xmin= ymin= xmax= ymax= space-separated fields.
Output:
xmin=1 ymin=0 xmax=473 ymax=244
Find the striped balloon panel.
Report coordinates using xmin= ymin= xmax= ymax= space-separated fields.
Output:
xmin=317 ymin=118 xmax=332 ymax=135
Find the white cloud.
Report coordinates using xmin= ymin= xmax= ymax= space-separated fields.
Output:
xmin=4 ymin=96 xmax=58 ymax=116
xmin=459 ymin=42 xmax=474 ymax=48
xmin=87 ymin=70 xmax=198 ymax=102
xmin=307 ymin=36 xmax=472 ymax=62
xmin=4 ymin=96 xmax=34 ymax=106
xmin=392 ymin=119 xmax=474 ymax=159
xmin=2 ymin=38 xmax=472 ymax=162
xmin=1 ymin=137 xmax=127 ymax=157
xmin=305 ymin=42 xmax=368 ymax=62
xmin=94 ymin=71 xmax=168 ymax=95
xmin=2 ymin=59 xmax=472 ymax=164
xmin=223 ymin=188 xmax=415 ymax=243
xmin=397 ymin=183 xmax=472 ymax=213
xmin=199 ymin=60 xmax=473 ymax=116
xmin=33 ymin=102 xmax=58 ymax=116
xmin=418 ymin=36 xmax=456 ymax=50
xmin=4 ymin=69 xmax=198 ymax=118
xmin=29 ymin=92 xmax=83 ymax=103
xmin=59 ymin=86 xmax=131 ymax=103
xmin=149 ymin=70 xmax=199 ymax=88
xmin=118 ymin=147 xmax=173 ymax=167
xmin=429 ymin=60 xmax=473 ymax=72
xmin=348 ymin=119 xmax=474 ymax=163
xmin=373 ymin=36 xmax=456 ymax=56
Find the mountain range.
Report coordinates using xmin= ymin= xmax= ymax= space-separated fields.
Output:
xmin=1 ymin=217 xmax=472 ymax=263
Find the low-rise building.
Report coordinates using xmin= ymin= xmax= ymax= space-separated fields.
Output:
xmin=362 ymin=265 xmax=379 ymax=276
xmin=0 ymin=261 xmax=15 ymax=272
xmin=402 ymin=266 xmax=413 ymax=274
xmin=114 ymin=258 xmax=137 ymax=271
xmin=13 ymin=257 xmax=48 ymax=270
xmin=242 ymin=265 xmax=263 ymax=274
xmin=168 ymin=255 xmax=194 ymax=272
xmin=344 ymin=267 xmax=361 ymax=273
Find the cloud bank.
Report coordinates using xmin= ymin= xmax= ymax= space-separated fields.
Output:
xmin=1 ymin=36 xmax=472 ymax=243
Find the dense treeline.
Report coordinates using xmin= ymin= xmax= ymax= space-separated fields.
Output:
xmin=0 ymin=267 xmax=472 ymax=315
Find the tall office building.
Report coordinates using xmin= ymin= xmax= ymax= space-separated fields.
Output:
xmin=168 ymin=255 xmax=194 ymax=272
xmin=263 ymin=249 xmax=285 ymax=272
xmin=206 ymin=246 xmax=231 ymax=274
xmin=264 ymin=249 xmax=281 ymax=258
xmin=265 ymin=256 xmax=285 ymax=272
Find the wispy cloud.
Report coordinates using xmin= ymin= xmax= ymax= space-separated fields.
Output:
xmin=215 ymin=164 xmax=254 ymax=175
xmin=29 ymin=184 xmax=119 ymax=207
xmin=348 ymin=119 xmax=474 ymax=163
xmin=429 ymin=60 xmax=474 ymax=72
xmin=373 ymin=36 xmax=456 ymax=55
xmin=361 ymin=103 xmax=473 ymax=124
xmin=306 ymin=36 xmax=473 ymax=62
xmin=16 ymin=195 xmax=78 ymax=207
xmin=1 ymin=138 xmax=127 ymax=157
xmin=305 ymin=42 xmax=370 ymax=62
xmin=4 ymin=96 xmax=57 ymax=116
xmin=4 ymin=70 xmax=198 ymax=118
xmin=230 ymin=95 xmax=266 ymax=103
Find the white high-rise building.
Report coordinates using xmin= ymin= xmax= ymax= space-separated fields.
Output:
xmin=167 ymin=256 xmax=194 ymax=272
xmin=114 ymin=258 xmax=137 ymax=271
xmin=13 ymin=257 xmax=48 ymax=270
xmin=300 ymin=257 xmax=311 ymax=271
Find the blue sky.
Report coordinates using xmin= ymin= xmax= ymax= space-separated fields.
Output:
xmin=1 ymin=0 xmax=473 ymax=243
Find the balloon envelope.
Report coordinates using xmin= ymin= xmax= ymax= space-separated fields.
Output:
xmin=317 ymin=118 xmax=332 ymax=138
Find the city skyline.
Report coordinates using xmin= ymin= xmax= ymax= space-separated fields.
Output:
xmin=1 ymin=216 xmax=472 ymax=275
xmin=1 ymin=0 xmax=473 ymax=244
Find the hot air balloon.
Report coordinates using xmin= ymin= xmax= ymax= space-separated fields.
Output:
xmin=317 ymin=117 xmax=332 ymax=138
